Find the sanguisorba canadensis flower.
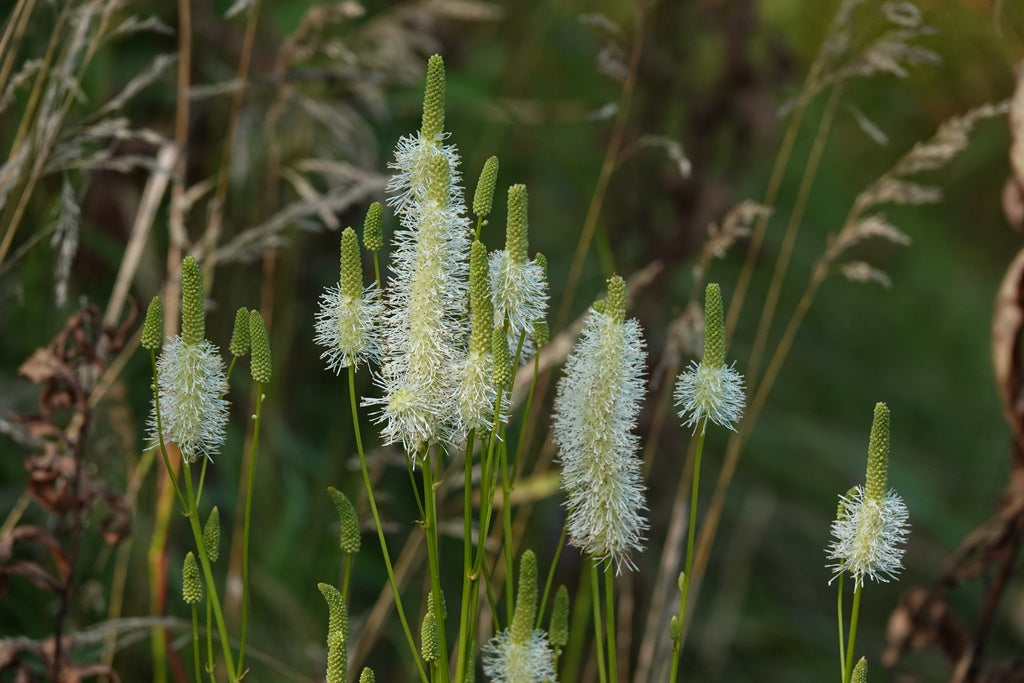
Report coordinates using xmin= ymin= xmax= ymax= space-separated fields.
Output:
xmin=674 ymin=283 xmax=745 ymax=433
xmin=370 ymin=54 xmax=472 ymax=451
xmin=455 ymin=240 xmax=502 ymax=437
xmin=553 ymin=275 xmax=648 ymax=571
xmin=150 ymin=256 xmax=229 ymax=463
xmin=315 ymin=226 xmax=382 ymax=373
xmin=827 ymin=402 xmax=910 ymax=587
xmin=482 ymin=550 xmax=558 ymax=683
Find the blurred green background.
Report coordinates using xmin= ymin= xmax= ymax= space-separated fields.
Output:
xmin=2 ymin=0 xmax=1023 ymax=680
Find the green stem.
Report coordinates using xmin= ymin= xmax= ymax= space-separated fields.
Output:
xmin=500 ymin=441 xmax=514 ymax=619
xmin=235 ymin=384 xmax=265 ymax=678
xmin=341 ymin=552 xmax=353 ymax=602
xmin=421 ymin=448 xmax=450 ymax=683
xmin=190 ymin=604 xmax=201 ymax=683
xmin=604 ymin=565 xmax=618 ymax=683
xmin=589 ymin=560 xmax=607 ymax=683
xmin=347 ymin=366 xmax=428 ymax=683
xmin=454 ymin=429 xmax=477 ymax=683
xmin=836 ymin=572 xmax=846 ymax=681
xmin=205 ymin=598 xmax=214 ymax=682
xmin=537 ymin=522 xmax=569 ymax=628
xmin=843 ymin=583 xmax=862 ymax=683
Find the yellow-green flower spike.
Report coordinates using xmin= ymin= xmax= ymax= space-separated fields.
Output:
xmin=605 ymin=275 xmax=627 ymax=326
xmin=180 ymin=256 xmax=205 ymax=346
xmin=421 ymin=55 xmax=446 ymax=143
xmin=203 ymin=506 xmax=221 ymax=563
xmin=492 ymin=325 xmax=512 ymax=386
xmin=851 ymin=656 xmax=868 ymax=683
xmin=318 ymin=582 xmax=349 ymax=683
xmin=428 ymin=589 xmax=447 ymax=620
xmin=420 ymin=611 xmax=440 ymax=662
xmin=532 ymin=253 xmax=550 ymax=349
xmin=230 ymin=307 xmax=250 ymax=358
xmin=182 ymin=552 xmax=203 ymax=605
xmin=505 ymin=184 xmax=529 ymax=264
xmin=425 ymin=152 xmax=451 ymax=208
xmin=249 ymin=310 xmax=272 ymax=384
xmin=865 ymin=402 xmax=890 ymax=502
xmin=510 ymin=550 xmax=538 ymax=644
xmin=473 ymin=156 xmax=499 ymax=219
xmin=592 ymin=298 xmax=606 ymax=315
xmin=358 ymin=668 xmax=375 ymax=683
xmin=702 ymin=283 xmax=726 ymax=367
xmin=469 ymin=241 xmax=493 ymax=355
xmin=549 ymin=584 xmax=569 ymax=649
xmin=328 ymin=487 xmax=361 ymax=555
xmin=142 ymin=296 xmax=163 ymax=350
xmin=362 ymin=202 xmax=383 ymax=253
xmin=340 ymin=227 xmax=364 ymax=300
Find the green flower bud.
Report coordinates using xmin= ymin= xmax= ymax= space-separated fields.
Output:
xmin=473 ymin=156 xmax=499 ymax=218
xmin=532 ymin=253 xmax=550 ymax=348
xmin=421 ymin=55 xmax=446 ymax=143
xmin=428 ymin=589 xmax=447 ymax=620
xmin=229 ymin=307 xmax=250 ymax=358
xmin=669 ymin=615 xmax=681 ymax=640
xmin=420 ymin=611 xmax=440 ymax=662
xmin=865 ymin=402 xmax=890 ymax=502
xmin=358 ymin=668 xmax=375 ymax=683
xmin=605 ymin=275 xmax=626 ymax=325
xmin=362 ymin=202 xmax=383 ymax=253
xmin=469 ymin=241 xmax=493 ymax=356
xmin=492 ymin=325 xmax=512 ymax=386
xmin=182 ymin=552 xmax=203 ymax=605
xmin=425 ymin=152 xmax=451 ymax=209
xmin=203 ymin=506 xmax=221 ymax=563
xmin=249 ymin=310 xmax=272 ymax=384
xmin=142 ymin=296 xmax=164 ymax=350
xmin=702 ymin=283 xmax=726 ymax=368
xmin=510 ymin=550 xmax=538 ymax=644
xmin=505 ymin=184 xmax=529 ymax=264
xmin=318 ymin=582 xmax=349 ymax=683
xmin=549 ymin=584 xmax=569 ymax=648
xmin=328 ymin=487 xmax=361 ymax=555
xmin=180 ymin=256 xmax=205 ymax=346
xmin=851 ymin=656 xmax=868 ymax=683
xmin=340 ymin=228 xmax=364 ymax=300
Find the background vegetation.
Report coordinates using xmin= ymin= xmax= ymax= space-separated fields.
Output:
xmin=1 ymin=0 xmax=1023 ymax=681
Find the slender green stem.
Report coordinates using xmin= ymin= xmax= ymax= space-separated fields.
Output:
xmin=347 ymin=366 xmax=428 ymax=683
xmin=422 ymin=448 xmax=451 ymax=683
xmin=843 ymin=583 xmax=863 ymax=683
xmin=671 ymin=419 xmax=707 ymax=677
xmin=408 ymin=463 xmax=426 ymax=521
xmin=227 ymin=356 xmax=238 ymax=379
xmin=371 ymin=252 xmax=382 ymax=293
xmin=205 ymin=598 xmax=214 ymax=682
xmin=454 ymin=430 xmax=477 ymax=683
xmin=196 ymin=457 xmax=209 ymax=507
xmin=500 ymin=441 xmax=515 ymax=619
xmin=190 ymin=604 xmax=202 ymax=683
xmin=341 ymin=553 xmax=353 ymax=602
xmin=235 ymin=384 xmax=265 ymax=678
xmin=604 ymin=566 xmax=618 ymax=683
xmin=589 ymin=560 xmax=607 ymax=683
xmin=836 ymin=572 xmax=846 ymax=681
xmin=537 ymin=522 xmax=569 ymax=628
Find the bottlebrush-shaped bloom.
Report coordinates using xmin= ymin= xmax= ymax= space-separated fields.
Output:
xmin=553 ymin=276 xmax=648 ymax=571
xmin=370 ymin=54 xmax=472 ymax=451
xmin=826 ymin=402 xmax=910 ymax=587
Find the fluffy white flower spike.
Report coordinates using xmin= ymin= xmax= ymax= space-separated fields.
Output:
xmin=314 ymin=227 xmax=383 ymax=373
xmin=149 ymin=256 xmax=229 ymax=463
xmin=674 ymin=283 xmax=745 ymax=433
xmin=482 ymin=550 xmax=558 ymax=682
xmin=826 ymin=402 xmax=910 ymax=587
xmin=371 ymin=54 xmax=472 ymax=451
xmin=553 ymin=276 xmax=648 ymax=571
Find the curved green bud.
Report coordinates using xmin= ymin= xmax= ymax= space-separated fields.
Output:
xmin=492 ymin=325 xmax=512 ymax=386
xmin=142 ymin=296 xmax=164 ymax=350
xmin=229 ymin=307 xmax=250 ymax=358
xmin=549 ymin=584 xmax=569 ymax=648
xmin=340 ymin=227 xmax=364 ymax=300
xmin=473 ymin=156 xmax=499 ymax=218
xmin=865 ymin=402 xmax=890 ymax=502
xmin=318 ymin=582 xmax=349 ymax=683
xmin=420 ymin=611 xmax=440 ymax=662
xmin=505 ymin=184 xmax=529 ymax=264
xmin=362 ymin=202 xmax=383 ymax=253
xmin=605 ymin=275 xmax=626 ymax=325
xmin=702 ymin=283 xmax=726 ymax=367
xmin=180 ymin=256 xmax=205 ymax=346
xmin=510 ymin=550 xmax=537 ymax=644
xmin=328 ymin=487 xmax=361 ymax=555
xmin=421 ymin=55 xmax=446 ymax=143
xmin=203 ymin=506 xmax=221 ymax=563
xmin=182 ymin=552 xmax=203 ymax=605
xmin=249 ymin=310 xmax=272 ymax=384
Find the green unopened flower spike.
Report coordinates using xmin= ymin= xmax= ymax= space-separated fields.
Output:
xmin=473 ymin=156 xmax=499 ymax=219
xmin=490 ymin=184 xmax=548 ymax=361
xmin=203 ymin=506 xmax=221 ymax=563
xmin=457 ymin=240 xmax=501 ymax=436
xmin=674 ymin=283 xmax=746 ymax=433
xmin=142 ymin=296 xmax=163 ymax=350
xmin=420 ymin=611 xmax=440 ymax=663
xmin=148 ymin=258 xmax=228 ymax=463
xmin=492 ymin=325 xmax=512 ymax=387
xmin=230 ymin=307 xmax=250 ymax=358
xmin=851 ymin=657 xmax=868 ymax=683
xmin=421 ymin=54 xmax=445 ymax=143
xmin=182 ymin=552 xmax=203 ymax=605
xmin=359 ymin=668 xmax=375 ymax=683
xmin=428 ymin=589 xmax=447 ymax=620
xmin=318 ymin=583 xmax=349 ymax=683
xmin=362 ymin=202 xmax=383 ymax=253
xmin=826 ymin=403 xmax=910 ymax=587
xmin=669 ymin=615 xmax=681 ymax=640
xmin=549 ymin=584 xmax=569 ymax=650
xmin=553 ymin=275 xmax=648 ymax=571
xmin=532 ymin=253 xmax=550 ymax=349
xmin=329 ymin=487 xmax=361 ymax=554
xmin=249 ymin=310 xmax=272 ymax=384
xmin=483 ymin=550 xmax=557 ymax=682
